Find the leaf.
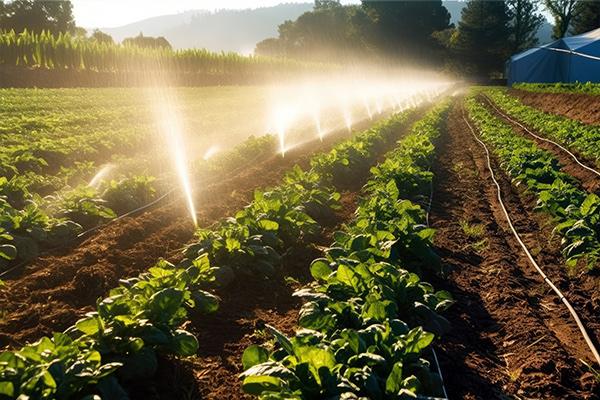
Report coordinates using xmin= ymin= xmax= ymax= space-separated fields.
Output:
xmin=75 ymin=316 xmax=102 ymax=336
xmin=0 ymin=382 xmax=14 ymax=397
xmin=310 ymin=259 xmax=332 ymax=280
xmin=242 ymin=345 xmax=269 ymax=370
xmin=192 ymin=290 xmax=220 ymax=314
xmin=148 ymin=288 xmax=184 ymax=318
xmin=385 ymin=362 xmax=404 ymax=395
xmin=242 ymin=375 xmax=284 ymax=395
xmin=170 ymin=330 xmax=199 ymax=356
xmin=265 ymin=324 xmax=294 ymax=355
xmin=257 ymin=219 xmax=279 ymax=231
xmin=0 ymin=244 xmax=17 ymax=260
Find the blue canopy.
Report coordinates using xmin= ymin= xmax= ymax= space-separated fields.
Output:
xmin=507 ymin=28 xmax=600 ymax=85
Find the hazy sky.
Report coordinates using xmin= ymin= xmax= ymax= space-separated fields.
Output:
xmin=73 ymin=0 xmax=360 ymax=28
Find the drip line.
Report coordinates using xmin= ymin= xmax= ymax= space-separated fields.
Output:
xmin=462 ymin=110 xmax=600 ymax=367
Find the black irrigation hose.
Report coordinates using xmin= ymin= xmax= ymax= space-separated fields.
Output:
xmin=462 ymin=110 xmax=600 ymax=367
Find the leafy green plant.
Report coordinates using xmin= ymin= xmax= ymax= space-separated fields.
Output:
xmin=240 ymin=101 xmax=453 ymax=400
xmin=101 ymin=175 xmax=156 ymax=215
xmin=466 ymin=94 xmax=600 ymax=270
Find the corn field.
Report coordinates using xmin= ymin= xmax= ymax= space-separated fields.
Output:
xmin=0 ymin=29 xmax=322 ymax=76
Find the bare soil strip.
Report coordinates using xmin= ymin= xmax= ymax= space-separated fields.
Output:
xmin=0 ymin=114 xmax=397 ymax=347
xmin=481 ymin=95 xmax=600 ymax=193
xmin=510 ymin=88 xmax=600 ymax=126
xmin=428 ymin=102 xmax=599 ymax=400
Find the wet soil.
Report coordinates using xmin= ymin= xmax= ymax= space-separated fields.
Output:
xmin=481 ymin=94 xmax=600 ymax=194
xmin=428 ymin=101 xmax=599 ymax=400
xmin=510 ymin=89 xmax=600 ymax=126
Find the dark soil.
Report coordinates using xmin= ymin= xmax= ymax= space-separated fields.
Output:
xmin=428 ymin=101 xmax=599 ymax=400
xmin=481 ymin=94 xmax=600 ymax=194
xmin=511 ymin=88 xmax=600 ymax=126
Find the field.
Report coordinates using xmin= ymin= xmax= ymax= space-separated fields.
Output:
xmin=0 ymin=83 xmax=599 ymax=400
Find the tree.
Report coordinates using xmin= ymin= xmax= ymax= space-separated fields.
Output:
xmin=91 ymin=29 xmax=114 ymax=44
xmin=361 ymin=1 xmax=451 ymax=60
xmin=0 ymin=0 xmax=76 ymax=34
xmin=314 ymin=0 xmax=341 ymax=10
xmin=545 ymin=0 xmax=578 ymax=38
xmin=507 ymin=0 xmax=544 ymax=52
xmin=571 ymin=0 xmax=600 ymax=34
xmin=122 ymin=33 xmax=172 ymax=50
xmin=453 ymin=0 xmax=512 ymax=77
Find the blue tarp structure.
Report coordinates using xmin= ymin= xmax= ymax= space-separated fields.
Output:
xmin=507 ymin=28 xmax=600 ymax=85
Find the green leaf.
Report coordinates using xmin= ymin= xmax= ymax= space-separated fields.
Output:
xmin=170 ymin=330 xmax=199 ymax=356
xmin=265 ymin=324 xmax=294 ymax=355
xmin=0 ymin=244 xmax=17 ymax=260
xmin=310 ymin=259 xmax=332 ymax=280
xmin=192 ymin=290 xmax=220 ymax=314
xmin=242 ymin=375 xmax=284 ymax=395
xmin=75 ymin=316 xmax=102 ymax=336
xmin=242 ymin=345 xmax=269 ymax=370
xmin=257 ymin=219 xmax=279 ymax=231
xmin=0 ymin=382 xmax=14 ymax=397
xmin=386 ymin=362 xmax=404 ymax=395
xmin=148 ymin=288 xmax=184 ymax=318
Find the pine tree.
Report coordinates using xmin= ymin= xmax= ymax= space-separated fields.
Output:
xmin=453 ymin=0 xmax=512 ymax=77
xmin=571 ymin=0 xmax=600 ymax=34
xmin=507 ymin=0 xmax=544 ymax=52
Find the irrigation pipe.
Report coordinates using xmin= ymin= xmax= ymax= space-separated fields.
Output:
xmin=482 ymin=95 xmax=600 ymax=178
xmin=462 ymin=110 xmax=600 ymax=367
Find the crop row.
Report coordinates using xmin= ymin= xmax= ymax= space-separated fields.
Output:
xmin=0 ymin=29 xmax=325 ymax=76
xmin=513 ymin=82 xmax=600 ymax=96
xmin=0 ymin=104 xmax=422 ymax=399
xmin=482 ymin=88 xmax=600 ymax=167
xmin=0 ymin=134 xmax=276 ymax=274
xmin=239 ymin=101 xmax=453 ymax=399
xmin=466 ymin=95 xmax=600 ymax=270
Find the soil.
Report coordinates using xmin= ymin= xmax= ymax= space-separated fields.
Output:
xmin=481 ymin=94 xmax=600 ymax=194
xmin=428 ymin=101 xmax=600 ymax=400
xmin=0 ymin=113 xmax=395 ymax=348
xmin=510 ymin=88 xmax=600 ymax=126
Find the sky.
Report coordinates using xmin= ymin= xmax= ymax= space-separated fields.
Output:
xmin=73 ymin=0 xmax=360 ymax=28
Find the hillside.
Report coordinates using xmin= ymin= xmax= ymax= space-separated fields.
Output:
xmin=101 ymin=3 xmax=312 ymax=54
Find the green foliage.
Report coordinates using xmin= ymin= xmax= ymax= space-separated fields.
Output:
xmin=47 ymin=186 xmax=116 ymax=229
xmin=0 ymin=29 xmax=323 ymax=76
xmin=571 ymin=0 xmax=600 ymax=35
xmin=240 ymin=101 xmax=453 ymax=399
xmin=0 ymin=102 xmax=423 ymax=398
xmin=0 ymin=0 xmax=76 ymax=35
xmin=484 ymin=88 xmax=600 ymax=168
xmin=507 ymin=0 xmax=544 ymax=52
xmin=466 ymin=93 xmax=600 ymax=269
xmin=101 ymin=175 xmax=156 ymax=215
xmin=122 ymin=33 xmax=171 ymax=50
xmin=545 ymin=0 xmax=578 ymax=39
xmin=452 ymin=0 xmax=512 ymax=77
xmin=514 ymin=82 xmax=600 ymax=95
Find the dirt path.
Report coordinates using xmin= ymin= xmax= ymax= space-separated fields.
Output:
xmin=428 ymin=101 xmax=599 ymax=399
xmin=510 ymin=89 xmax=600 ymax=126
xmin=481 ymin=94 xmax=600 ymax=194
xmin=0 ymin=113 xmax=399 ymax=347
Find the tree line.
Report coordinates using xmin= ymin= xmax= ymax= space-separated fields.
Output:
xmin=256 ymin=0 xmax=600 ymax=78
